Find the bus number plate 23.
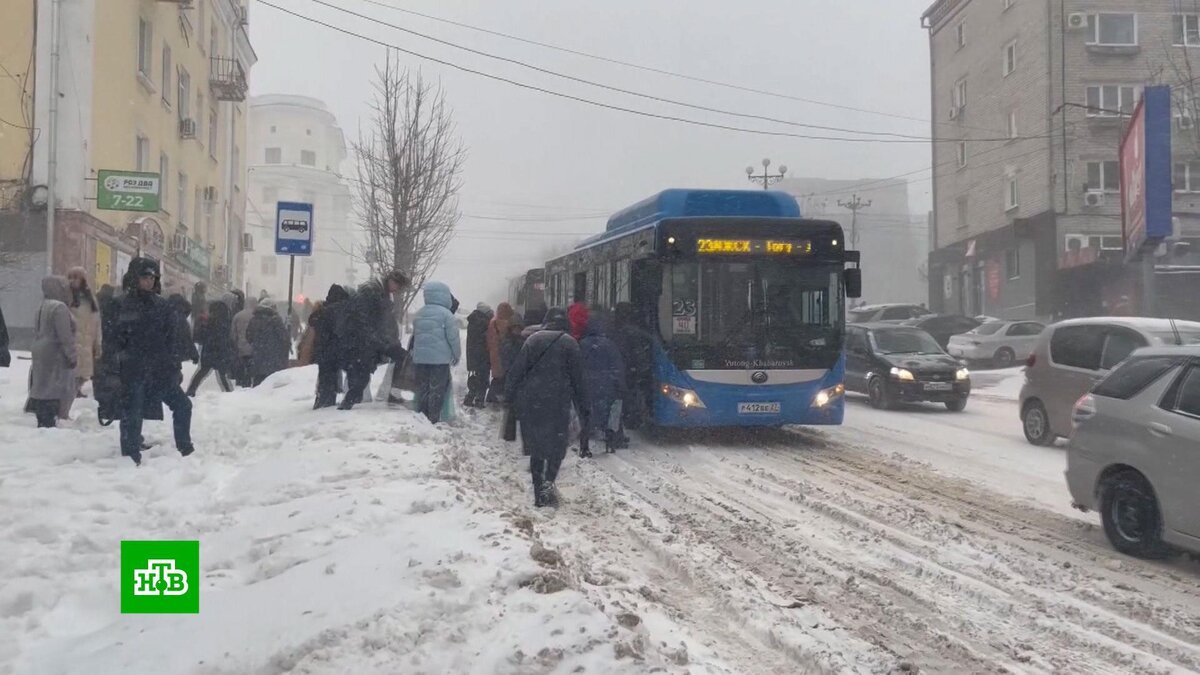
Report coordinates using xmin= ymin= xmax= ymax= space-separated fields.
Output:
xmin=738 ymin=402 xmax=781 ymax=414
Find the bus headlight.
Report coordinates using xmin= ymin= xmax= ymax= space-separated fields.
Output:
xmin=956 ymin=367 xmax=970 ymax=381
xmin=889 ymin=367 xmax=915 ymax=381
xmin=812 ymin=383 xmax=845 ymax=408
xmin=661 ymin=384 xmax=706 ymax=408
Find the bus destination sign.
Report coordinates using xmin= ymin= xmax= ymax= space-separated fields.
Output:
xmin=696 ymin=238 xmax=813 ymax=255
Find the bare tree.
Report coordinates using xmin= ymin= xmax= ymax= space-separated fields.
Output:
xmin=353 ymin=54 xmax=466 ymax=318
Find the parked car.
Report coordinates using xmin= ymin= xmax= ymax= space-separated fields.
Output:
xmin=900 ymin=314 xmax=982 ymax=349
xmin=846 ymin=323 xmax=971 ymax=411
xmin=1066 ymin=345 xmax=1200 ymax=559
xmin=947 ymin=320 xmax=1045 ymax=367
xmin=1019 ymin=317 xmax=1200 ymax=446
xmin=847 ymin=303 xmax=933 ymax=323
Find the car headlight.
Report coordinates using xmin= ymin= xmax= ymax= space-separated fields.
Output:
xmin=889 ymin=367 xmax=915 ymax=381
xmin=812 ymin=383 xmax=846 ymax=408
xmin=661 ymin=384 xmax=706 ymax=408
xmin=956 ymin=367 xmax=970 ymax=381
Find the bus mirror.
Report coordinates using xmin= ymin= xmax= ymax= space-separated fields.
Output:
xmin=845 ymin=268 xmax=863 ymax=298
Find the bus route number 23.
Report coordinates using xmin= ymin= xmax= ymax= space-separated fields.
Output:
xmin=672 ymin=299 xmax=697 ymax=317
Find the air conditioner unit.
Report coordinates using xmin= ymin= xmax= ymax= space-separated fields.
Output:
xmin=179 ymin=118 xmax=197 ymax=139
xmin=1178 ymin=114 xmax=1194 ymax=130
xmin=242 ymin=232 xmax=254 ymax=251
xmin=1067 ymin=13 xmax=1088 ymax=30
xmin=1083 ymin=190 xmax=1106 ymax=207
xmin=172 ymin=232 xmax=190 ymax=253
xmin=949 ymin=106 xmax=959 ymax=120
xmin=203 ymin=186 xmax=217 ymax=201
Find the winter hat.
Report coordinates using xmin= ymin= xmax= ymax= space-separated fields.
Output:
xmin=476 ymin=302 xmax=492 ymax=314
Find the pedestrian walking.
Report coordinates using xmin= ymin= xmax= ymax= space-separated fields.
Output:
xmin=186 ymin=294 xmax=236 ymax=395
xmin=521 ymin=305 xmax=547 ymax=341
xmin=113 ymin=258 xmax=194 ymax=464
xmin=167 ymin=295 xmax=201 ymax=367
xmin=580 ymin=316 xmax=628 ymax=454
xmin=0 ymin=300 xmax=10 ymax=369
xmin=485 ymin=302 xmax=516 ymax=404
xmin=246 ymin=295 xmax=290 ymax=386
xmin=499 ymin=320 xmax=524 ymax=380
xmin=613 ymin=302 xmax=653 ymax=430
xmin=231 ymin=295 xmax=258 ymax=388
xmin=66 ymin=267 xmax=101 ymax=398
xmin=25 ymin=276 xmax=77 ymax=428
xmin=506 ymin=308 xmax=588 ymax=508
xmin=568 ymin=295 xmax=589 ymax=341
xmin=310 ymin=284 xmax=350 ymax=408
xmin=410 ymin=281 xmax=461 ymax=424
xmin=464 ymin=302 xmax=493 ymax=408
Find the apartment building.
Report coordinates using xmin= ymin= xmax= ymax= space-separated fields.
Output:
xmin=243 ymin=95 xmax=360 ymax=302
xmin=923 ymin=0 xmax=1200 ymax=320
xmin=0 ymin=0 xmax=254 ymax=342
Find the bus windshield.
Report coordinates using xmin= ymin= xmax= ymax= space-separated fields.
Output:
xmin=662 ymin=259 xmax=844 ymax=369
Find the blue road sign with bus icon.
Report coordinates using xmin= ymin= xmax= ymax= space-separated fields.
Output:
xmin=275 ymin=201 xmax=313 ymax=256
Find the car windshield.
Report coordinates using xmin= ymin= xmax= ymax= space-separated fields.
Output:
xmin=871 ymin=328 xmax=944 ymax=355
xmin=970 ymin=322 xmax=1006 ymax=336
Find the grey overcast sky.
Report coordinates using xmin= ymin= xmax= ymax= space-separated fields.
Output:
xmin=249 ymin=0 xmax=937 ymax=306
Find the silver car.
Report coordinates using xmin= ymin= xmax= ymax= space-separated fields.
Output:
xmin=947 ymin=320 xmax=1045 ymax=367
xmin=1019 ymin=317 xmax=1200 ymax=446
xmin=1067 ymin=345 xmax=1200 ymax=558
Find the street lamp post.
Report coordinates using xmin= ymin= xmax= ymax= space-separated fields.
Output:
xmin=746 ymin=158 xmax=788 ymax=190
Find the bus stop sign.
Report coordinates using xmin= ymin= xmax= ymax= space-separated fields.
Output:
xmin=275 ymin=201 xmax=313 ymax=256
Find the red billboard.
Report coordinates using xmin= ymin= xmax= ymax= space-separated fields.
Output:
xmin=1120 ymin=86 xmax=1173 ymax=261
xmin=1120 ymin=99 xmax=1146 ymax=255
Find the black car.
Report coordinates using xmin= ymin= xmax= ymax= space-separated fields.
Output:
xmin=846 ymin=323 xmax=971 ymax=411
xmin=899 ymin=314 xmax=981 ymax=349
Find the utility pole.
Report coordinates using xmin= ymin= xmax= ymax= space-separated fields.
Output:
xmin=45 ymin=0 xmax=62 ymax=273
xmin=746 ymin=158 xmax=788 ymax=190
xmin=838 ymin=194 xmax=872 ymax=249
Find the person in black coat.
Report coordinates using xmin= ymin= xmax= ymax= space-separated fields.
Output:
xmin=580 ymin=316 xmax=627 ymax=454
xmin=0 ymin=300 xmax=10 ymax=369
xmin=613 ymin=302 xmax=654 ymax=430
xmin=113 ymin=258 xmax=194 ymax=465
xmin=246 ymin=297 xmax=290 ymax=386
xmin=505 ymin=308 xmax=588 ymax=508
xmin=186 ymin=296 xmax=235 ymax=395
xmin=311 ymin=283 xmax=350 ymax=408
xmin=337 ymin=278 xmax=405 ymax=410
xmin=167 ymin=295 xmax=201 ymax=366
xmin=463 ymin=303 xmax=493 ymax=408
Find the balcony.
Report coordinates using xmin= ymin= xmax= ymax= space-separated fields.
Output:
xmin=209 ymin=57 xmax=247 ymax=102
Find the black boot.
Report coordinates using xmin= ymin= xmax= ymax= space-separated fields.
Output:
xmin=543 ymin=482 xmax=560 ymax=508
xmin=178 ymin=444 xmax=195 ymax=457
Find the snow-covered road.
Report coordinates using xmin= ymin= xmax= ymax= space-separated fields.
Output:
xmin=3 ymin=357 xmax=1200 ymax=674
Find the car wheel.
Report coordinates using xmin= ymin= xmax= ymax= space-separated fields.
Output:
xmin=993 ymin=347 xmax=1016 ymax=368
xmin=1021 ymin=399 xmax=1055 ymax=446
xmin=1100 ymin=471 xmax=1169 ymax=559
xmin=945 ymin=396 xmax=968 ymax=412
xmin=867 ymin=376 xmax=893 ymax=410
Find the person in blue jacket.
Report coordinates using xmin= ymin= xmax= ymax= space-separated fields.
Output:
xmin=410 ymin=281 xmax=461 ymax=423
xmin=580 ymin=315 xmax=627 ymax=455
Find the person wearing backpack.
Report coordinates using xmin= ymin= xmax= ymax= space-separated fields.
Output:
xmin=505 ymin=308 xmax=588 ymax=508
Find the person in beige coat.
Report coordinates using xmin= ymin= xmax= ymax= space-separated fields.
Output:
xmin=25 ymin=276 xmax=76 ymax=427
xmin=67 ymin=267 xmax=101 ymax=398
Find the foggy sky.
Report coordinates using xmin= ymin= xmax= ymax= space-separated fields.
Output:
xmin=249 ymin=0 xmax=936 ymax=307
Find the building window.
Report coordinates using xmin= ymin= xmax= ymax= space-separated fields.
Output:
xmin=1086 ymin=85 xmax=1137 ymax=117
xmin=1006 ymin=176 xmax=1019 ymax=211
xmin=302 ymin=259 xmax=316 ymax=275
xmin=956 ymin=196 xmax=968 ymax=230
xmin=1008 ymin=110 xmax=1019 ymax=138
xmin=300 ymin=150 xmax=316 ymax=166
xmin=263 ymin=187 xmax=279 ymax=204
xmin=952 ymin=78 xmax=967 ymax=112
xmin=1087 ymin=13 xmax=1137 ymax=47
xmin=956 ymin=21 xmax=965 ymax=49
xmin=261 ymin=256 xmax=277 ymax=275
xmin=135 ymin=135 xmax=150 ymax=171
xmin=1174 ymin=160 xmax=1200 ymax=192
xmin=1174 ymin=15 xmax=1200 ymax=46
xmin=178 ymin=173 xmax=188 ymax=227
xmin=178 ymin=67 xmax=191 ymax=120
xmin=1003 ymin=41 xmax=1017 ymax=76
xmin=160 ymin=154 xmax=170 ymax=213
xmin=138 ymin=18 xmax=153 ymax=77
xmin=1087 ymin=160 xmax=1120 ymax=192
xmin=194 ymin=187 xmax=203 ymax=241
xmin=956 ymin=141 xmax=967 ymax=168
xmin=210 ymin=24 xmax=219 ymax=59
xmin=265 ymin=147 xmax=282 ymax=164
xmin=161 ymin=44 xmax=172 ymax=104
xmin=197 ymin=0 xmax=206 ymax=47
xmin=209 ymin=104 xmax=219 ymax=159
xmin=1006 ymin=248 xmax=1020 ymax=280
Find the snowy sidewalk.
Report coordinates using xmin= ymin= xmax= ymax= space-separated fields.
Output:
xmin=0 ymin=361 xmax=701 ymax=674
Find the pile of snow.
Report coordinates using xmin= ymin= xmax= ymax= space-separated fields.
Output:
xmin=968 ymin=366 xmax=1025 ymax=401
xmin=0 ymin=357 xmax=710 ymax=673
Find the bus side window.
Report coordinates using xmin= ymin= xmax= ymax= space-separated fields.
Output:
xmin=573 ymin=272 xmax=587 ymax=303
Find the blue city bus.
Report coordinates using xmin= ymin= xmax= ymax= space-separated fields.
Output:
xmin=544 ymin=189 xmax=862 ymax=428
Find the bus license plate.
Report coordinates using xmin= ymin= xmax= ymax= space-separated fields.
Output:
xmin=924 ymin=382 xmax=953 ymax=392
xmin=738 ymin=402 xmax=781 ymax=414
